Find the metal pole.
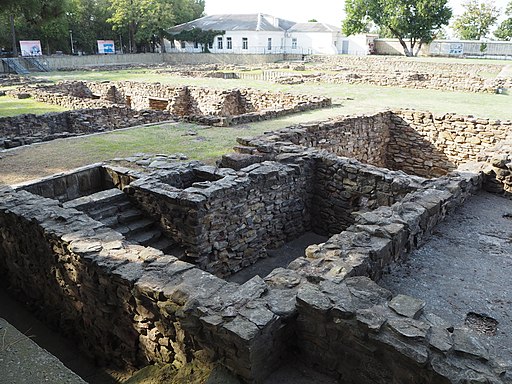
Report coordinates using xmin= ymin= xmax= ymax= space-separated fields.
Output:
xmin=69 ymin=30 xmax=74 ymax=54
xmin=10 ymin=14 xmax=18 ymax=56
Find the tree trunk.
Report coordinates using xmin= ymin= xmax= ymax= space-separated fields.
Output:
xmin=129 ymin=22 xmax=137 ymax=53
xmin=397 ymin=36 xmax=413 ymax=57
xmin=10 ymin=14 xmax=18 ymax=56
xmin=414 ymin=41 xmax=424 ymax=57
xmin=160 ymin=36 xmax=166 ymax=53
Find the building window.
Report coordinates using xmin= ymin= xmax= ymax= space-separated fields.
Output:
xmin=226 ymin=37 xmax=232 ymax=49
xmin=217 ymin=36 xmax=223 ymax=49
xmin=208 ymin=42 xmax=213 ymax=49
xmin=194 ymin=41 xmax=198 ymax=49
xmin=180 ymin=41 xmax=186 ymax=49
xmin=267 ymin=38 xmax=272 ymax=50
xmin=170 ymin=40 xmax=175 ymax=49
xmin=292 ymin=38 xmax=297 ymax=49
xmin=242 ymin=37 xmax=248 ymax=50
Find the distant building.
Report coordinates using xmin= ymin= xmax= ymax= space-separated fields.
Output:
xmin=165 ymin=13 xmax=376 ymax=55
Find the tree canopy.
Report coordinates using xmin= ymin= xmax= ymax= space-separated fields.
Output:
xmin=342 ymin=0 xmax=452 ymax=57
xmin=0 ymin=0 xmax=204 ymax=55
xmin=494 ymin=1 xmax=512 ymax=40
xmin=452 ymin=0 xmax=499 ymax=40
xmin=169 ymin=27 xmax=224 ymax=52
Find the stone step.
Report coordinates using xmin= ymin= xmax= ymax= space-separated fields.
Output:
xmin=117 ymin=208 xmax=144 ymax=224
xmin=129 ymin=228 xmax=162 ymax=246
xmin=87 ymin=200 xmax=132 ymax=220
xmin=124 ymin=218 xmax=155 ymax=236
xmin=62 ymin=188 xmax=125 ymax=211
xmin=148 ymin=236 xmax=178 ymax=254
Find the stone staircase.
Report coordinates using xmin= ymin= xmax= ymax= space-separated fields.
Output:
xmin=63 ymin=188 xmax=179 ymax=254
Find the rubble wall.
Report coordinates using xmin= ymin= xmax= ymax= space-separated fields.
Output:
xmin=234 ymin=110 xmax=511 ymax=178
xmin=388 ymin=110 xmax=511 ymax=177
xmin=129 ymin=162 xmax=313 ymax=277
xmin=1 ymin=151 xmax=509 ymax=383
xmin=0 ymin=107 xmax=173 ymax=149
xmin=310 ymin=154 xmax=421 ymax=235
xmin=129 ymin=158 xmax=422 ymax=277
xmin=235 ymin=113 xmax=392 ymax=168
xmin=0 ymin=186 xmax=290 ymax=382
xmin=303 ymin=55 xmax=510 ymax=93
xmin=289 ymin=172 xmax=512 ymax=384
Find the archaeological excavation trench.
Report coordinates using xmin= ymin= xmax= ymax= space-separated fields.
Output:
xmin=0 ymin=107 xmax=511 ymax=383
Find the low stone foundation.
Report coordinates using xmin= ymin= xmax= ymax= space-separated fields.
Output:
xmin=5 ymin=80 xmax=331 ymax=126
xmin=0 ymin=107 xmax=174 ymax=149
xmin=299 ymin=55 xmax=511 ymax=94
xmin=233 ymin=110 xmax=511 ymax=178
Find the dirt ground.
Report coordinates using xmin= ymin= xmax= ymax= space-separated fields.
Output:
xmin=380 ymin=191 xmax=512 ymax=362
xmin=0 ymin=144 xmax=87 ymax=186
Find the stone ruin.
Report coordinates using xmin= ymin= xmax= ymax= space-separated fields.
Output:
xmin=0 ymin=109 xmax=511 ymax=383
xmin=149 ymin=57 xmax=511 ymax=94
xmin=0 ymin=80 xmax=330 ymax=149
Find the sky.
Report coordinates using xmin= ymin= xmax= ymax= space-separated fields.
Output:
xmin=204 ymin=0 xmax=510 ymax=28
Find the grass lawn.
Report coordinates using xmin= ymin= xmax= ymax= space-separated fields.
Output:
xmin=0 ymin=95 xmax=67 ymax=117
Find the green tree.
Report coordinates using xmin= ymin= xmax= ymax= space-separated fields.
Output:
xmin=108 ymin=0 xmax=204 ymax=53
xmin=0 ymin=0 xmax=71 ymax=55
xmin=452 ymin=0 xmax=499 ymax=40
xmin=67 ymin=0 xmax=115 ymax=54
xmin=342 ymin=0 xmax=452 ymax=57
xmin=495 ymin=1 xmax=512 ymax=40
xmin=170 ymin=27 xmax=224 ymax=52
xmin=108 ymin=0 xmax=142 ymax=53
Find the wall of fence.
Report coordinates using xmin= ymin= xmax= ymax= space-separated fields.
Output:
xmin=0 ymin=53 xmax=291 ymax=73
xmin=376 ymin=39 xmax=512 ymax=58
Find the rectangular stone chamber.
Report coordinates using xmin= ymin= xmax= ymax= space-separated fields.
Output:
xmin=3 ymin=148 xmax=508 ymax=384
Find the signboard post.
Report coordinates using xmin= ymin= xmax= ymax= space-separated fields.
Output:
xmin=19 ymin=40 xmax=42 ymax=56
xmin=97 ymin=40 xmax=115 ymax=54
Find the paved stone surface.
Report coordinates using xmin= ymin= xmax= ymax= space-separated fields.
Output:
xmin=226 ymin=232 xmax=328 ymax=284
xmin=0 ymin=317 xmax=85 ymax=384
xmin=380 ymin=191 xmax=512 ymax=361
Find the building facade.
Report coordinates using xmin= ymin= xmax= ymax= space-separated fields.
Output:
xmin=165 ymin=13 xmax=373 ymax=55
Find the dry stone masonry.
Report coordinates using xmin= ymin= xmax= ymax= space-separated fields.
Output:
xmin=1 ymin=81 xmax=330 ymax=149
xmin=299 ymin=55 xmax=511 ymax=93
xmin=0 ymin=108 xmax=174 ymax=149
xmin=233 ymin=110 xmax=511 ymax=179
xmin=0 ymin=108 xmax=511 ymax=383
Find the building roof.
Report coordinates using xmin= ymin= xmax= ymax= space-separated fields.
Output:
xmin=288 ymin=22 xmax=340 ymax=33
xmin=168 ymin=14 xmax=297 ymax=33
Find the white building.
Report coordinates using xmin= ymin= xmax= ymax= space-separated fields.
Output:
xmin=165 ymin=13 xmax=373 ymax=55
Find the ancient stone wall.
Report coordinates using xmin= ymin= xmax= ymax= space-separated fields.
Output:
xmin=388 ymin=110 xmax=511 ymax=177
xmin=2 ymin=156 xmax=506 ymax=383
xmin=300 ymin=55 xmax=510 ymax=93
xmin=5 ymin=81 xmax=330 ymax=130
xmin=129 ymin=162 xmax=313 ymax=277
xmin=0 ymin=107 xmax=174 ymax=149
xmin=234 ymin=110 xmax=511 ymax=178
xmin=127 ymin=157 xmax=423 ymax=277
xmin=311 ymin=153 xmax=422 ymax=235
xmin=236 ymin=113 xmax=392 ymax=168
xmin=3 ymin=131 xmax=512 ymax=384
xmin=0 ymin=185 xmax=295 ymax=382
